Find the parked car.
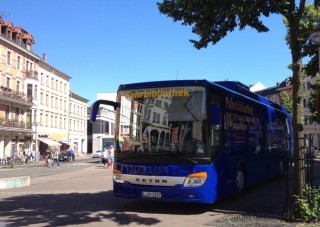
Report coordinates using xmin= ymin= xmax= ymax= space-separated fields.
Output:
xmin=92 ymin=150 xmax=102 ymax=158
xmin=59 ymin=150 xmax=69 ymax=161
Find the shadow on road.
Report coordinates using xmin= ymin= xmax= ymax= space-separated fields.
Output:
xmin=0 ymin=177 xmax=288 ymax=226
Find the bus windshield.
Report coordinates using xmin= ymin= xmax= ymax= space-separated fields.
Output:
xmin=116 ymin=86 xmax=209 ymax=162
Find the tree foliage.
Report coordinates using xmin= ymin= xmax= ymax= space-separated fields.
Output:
xmin=308 ymin=75 xmax=320 ymax=122
xmin=283 ymin=3 xmax=320 ymax=76
xmin=281 ymin=91 xmax=293 ymax=115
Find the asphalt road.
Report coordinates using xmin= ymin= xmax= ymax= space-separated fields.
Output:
xmin=0 ymin=157 xmax=319 ymax=227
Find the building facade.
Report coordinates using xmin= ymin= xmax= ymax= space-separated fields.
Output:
xmin=36 ymin=58 xmax=71 ymax=155
xmin=0 ymin=16 xmax=40 ymax=159
xmin=69 ymin=91 xmax=89 ymax=156
xmin=0 ymin=16 xmax=88 ymax=159
xmin=89 ymin=93 xmax=116 ymax=153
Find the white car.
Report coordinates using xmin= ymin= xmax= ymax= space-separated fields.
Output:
xmin=92 ymin=150 xmax=102 ymax=158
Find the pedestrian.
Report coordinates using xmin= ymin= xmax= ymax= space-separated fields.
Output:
xmin=108 ymin=145 xmax=114 ymax=168
xmin=32 ymin=149 xmax=36 ymax=163
xmin=52 ymin=149 xmax=60 ymax=168
xmin=45 ymin=149 xmax=52 ymax=167
xmin=103 ymin=147 xmax=109 ymax=166
xmin=68 ymin=148 xmax=74 ymax=162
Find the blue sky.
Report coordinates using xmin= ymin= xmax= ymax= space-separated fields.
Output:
xmin=1 ymin=0 xmax=295 ymax=104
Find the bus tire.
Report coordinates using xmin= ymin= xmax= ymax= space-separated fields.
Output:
xmin=278 ymin=160 xmax=285 ymax=177
xmin=235 ymin=168 xmax=246 ymax=197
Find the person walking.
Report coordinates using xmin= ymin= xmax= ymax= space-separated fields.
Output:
xmin=32 ymin=149 xmax=36 ymax=163
xmin=102 ymin=147 xmax=109 ymax=166
xmin=45 ymin=149 xmax=52 ymax=167
xmin=52 ymin=149 xmax=60 ymax=168
xmin=108 ymin=145 xmax=114 ymax=168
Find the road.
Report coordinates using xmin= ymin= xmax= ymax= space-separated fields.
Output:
xmin=0 ymin=157 xmax=319 ymax=227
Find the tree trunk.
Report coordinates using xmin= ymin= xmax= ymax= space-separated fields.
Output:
xmin=289 ymin=18 xmax=304 ymax=199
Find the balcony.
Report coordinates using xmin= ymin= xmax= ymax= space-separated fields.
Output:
xmin=0 ymin=87 xmax=33 ymax=105
xmin=25 ymin=70 xmax=39 ymax=80
xmin=0 ymin=118 xmax=32 ymax=130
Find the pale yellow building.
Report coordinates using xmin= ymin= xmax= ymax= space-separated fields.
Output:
xmin=0 ymin=16 xmax=40 ymax=158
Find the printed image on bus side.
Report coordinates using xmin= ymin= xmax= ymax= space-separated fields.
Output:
xmin=90 ymin=80 xmax=292 ymax=204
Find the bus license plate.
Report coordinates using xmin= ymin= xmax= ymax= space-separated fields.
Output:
xmin=142 ymin=191 xmax=162 ymax=199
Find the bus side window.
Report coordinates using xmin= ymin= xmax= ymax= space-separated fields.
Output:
xmin=210 ymin=94 xmax=223 ymax=158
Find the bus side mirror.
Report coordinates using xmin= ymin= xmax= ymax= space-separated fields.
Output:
xmin=211 ymin=104 xmax=221 ymax=126
xmin=90 ymin=100 xmax=120 ymax=122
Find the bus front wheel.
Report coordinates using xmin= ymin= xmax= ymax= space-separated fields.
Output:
xmin=235 ymin=168 xmax=246 ymax=196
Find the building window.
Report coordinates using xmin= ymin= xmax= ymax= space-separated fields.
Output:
xmin=17 ymin=56 xmax=21 ymax=70
xmin=33 ymin=110 xmax=37 ymax=124
xmin=307 ymin=81 xmax=311 ymax=90
xmin=40 ymin=113 xmax=43 ymax=126
xmin=6 ymin=76 xmax=11 ymax=89
xmin=26 ymin=43 xmax=31 ymax=51
xmin=7 ymin=50 xmax=11 ymax=65
xmin=27 ymin=84 xmax=33 ymax=98
xmin=15 ymin=108 xmax=19 ymax=121
xmin=34 ymin=85 xmax=38 ymax=99
xmin=303 ymin=99 xmax=307 ymax=108
xmin=16 ymin=80 xmax=20 ymax=93
xmin=46 ymin=94 xmax=49 ymax=106
xmin=40 ymin=92 xmax=44 ymax=104
xmin=46 ymin=114 xmax=49 ymax=127
xmin=26 ymin=60 xmax=33 ymax=71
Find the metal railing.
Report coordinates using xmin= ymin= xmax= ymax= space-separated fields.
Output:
xmin=0 ymin=87 xmax=33 ymax=104
xmin=0 ymin=117 xmax=32 ymax=129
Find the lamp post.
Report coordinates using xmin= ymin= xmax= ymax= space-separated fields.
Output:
xmin=33 ymin=122 xmax=40 ymax=163
xmin=310 ymin=31 xmax=320 ymax=73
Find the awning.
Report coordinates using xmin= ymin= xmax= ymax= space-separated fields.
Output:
xmin=38 ymin=139 xmax=61 ymax=146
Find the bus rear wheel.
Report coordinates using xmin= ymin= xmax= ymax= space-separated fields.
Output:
xmin=235 ymin=168 xmax=246 ymax=196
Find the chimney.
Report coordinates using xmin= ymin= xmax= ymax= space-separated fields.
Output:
xmin=43 ymin=53 xmax=47 ymax=63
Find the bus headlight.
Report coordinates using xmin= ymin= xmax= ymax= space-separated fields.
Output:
xmin=183 ymin=172 xmax=207 ymax=187
xmin=113 ymin=169 xmax=124 ymax=183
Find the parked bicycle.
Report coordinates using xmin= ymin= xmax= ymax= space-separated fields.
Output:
xmin=0 ymin=156 xmax=15 ymax=168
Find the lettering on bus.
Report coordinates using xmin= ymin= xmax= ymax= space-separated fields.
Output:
xmin=226 ymin=97 xmax=254 ymax=115
xmin=226 ymin=113 xmax=255 ymax=129
xmin=226 ymin=97 xmax=255 ymax=130
xmin=125 ymin=88 xmax=190 ymax=99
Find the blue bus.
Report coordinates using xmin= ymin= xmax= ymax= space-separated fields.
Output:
xmin=90 ymin=80 xmax=292 ymax=204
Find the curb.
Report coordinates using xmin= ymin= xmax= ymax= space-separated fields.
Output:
xmin=0 ymin=176 xmax=30 ymax=190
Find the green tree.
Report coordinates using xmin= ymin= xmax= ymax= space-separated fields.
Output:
xmin=281 ymin=91 xmax=293 ymax=115
xmin=308 ymin=75 xmax=320 ymax=122
xmin=284 ymin=3 xmax=320 ymax=77
xmin=158 ymin=0 xmax=319 ymax=220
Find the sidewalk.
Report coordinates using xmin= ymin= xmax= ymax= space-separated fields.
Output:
xmin=0 ymin=155 xmax=92 ymax=169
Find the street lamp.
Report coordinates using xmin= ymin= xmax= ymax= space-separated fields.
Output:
xmin=33 ymin=122 xmax=40 ymax=163
xmin=310 ymin=31 xmax=320 ymax=73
